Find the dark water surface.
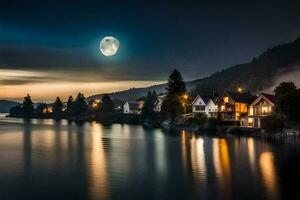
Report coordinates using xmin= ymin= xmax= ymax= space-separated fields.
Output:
xmin=0 ymin=115 xmax=300 ymax=200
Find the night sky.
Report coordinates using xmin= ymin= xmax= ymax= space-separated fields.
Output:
xmin=1 ymin=0 xmax=300 ymax=100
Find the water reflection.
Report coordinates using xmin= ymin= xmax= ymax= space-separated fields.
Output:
xmin=154 ymin=130 xmax=167 ymax=177
xmin=259 ymin=152 xmax=279 ymax=200
xmin=88 ymin=122 xmax=110 ymax=200
xmin=213 ymin=138 xmax=231 ymax=199
xmin=190 ymin=136 xmax=207 ymax=190
xmin=0 ymin=117 xmax=296 ymax=199
xmin=247 ymin=138 xmax=256 ymax=173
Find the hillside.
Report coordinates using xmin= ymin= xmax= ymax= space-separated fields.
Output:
xmin=88 ymin=81 xmax=200 ymax=101
xmin=89 ymin=37 xmax=300 ymax=101
xmin=0 ymin=100 xmax=19 ymax=113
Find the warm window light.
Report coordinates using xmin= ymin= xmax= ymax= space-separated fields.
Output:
xmin=249 ymin=107 xmax=254 ymax=116
xmin=223 ymin=97 xmax=229 ymax=103
xmin=92 ymin=102 xmax=98 ymax=108
xmin=262 ymin=106 xmax=268 ymax=114
xmin=221 ymin=105 xmax=225 ymax=111
xmin=47 ymin=107 xmax=53 ymax=113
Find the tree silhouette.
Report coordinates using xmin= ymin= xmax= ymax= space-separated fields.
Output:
xmin=162 ymin=69 xmax=187 ymax=120
xmin=274 ymin=82 xmax=297 ymax=97
xmin=73 ymin=93 xmax=88 ymax=115
xmin=66 ymin=96 xmax=74 ymax=114
xmin=23 ymin=94 xmax=34 ymax=117
xmin=142 ymin=91 xmax=157 ymax=117
xmin=274 ymin=82 xmax=300 ymax=123
xmin=100 ymin=94 xmax=114 ymax=113
xmin=53 ymin=97 xmax=63 ymax=115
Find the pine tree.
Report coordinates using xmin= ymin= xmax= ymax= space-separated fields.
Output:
xmin=100 ymin=94 xmax=115 ymax=113
xmin=73 ymin=93 xmax=88 ymax=115
xmin=166 ymin=69 xmax=186 ymax=95
xmin=161 ymin=69 xmax=187 ymax=120
xmin=142 ymin=91 xmax=157 ymax=117
xmin=23 ymin=94 xmax=34 ymax=117
xmin=66 ymin=96 xmax=74 ymax=114
xmin=53 ymin=97 xmax=63 ymax=114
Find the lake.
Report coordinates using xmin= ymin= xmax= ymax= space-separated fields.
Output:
xmin=0 ymin=114 xmax=299 ymax=200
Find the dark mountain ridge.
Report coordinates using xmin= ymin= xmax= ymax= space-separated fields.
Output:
xmin=0 ymin=100 xmax=19 ymax=113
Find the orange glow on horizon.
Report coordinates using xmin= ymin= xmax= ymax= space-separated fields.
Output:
xmin=0 ymin=81 xmax=164 ymax=101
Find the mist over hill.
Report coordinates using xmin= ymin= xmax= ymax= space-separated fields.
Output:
xmin=89 ymin=37 xmax=300 ymax=101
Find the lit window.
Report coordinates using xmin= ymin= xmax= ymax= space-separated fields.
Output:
xmin=249 ymin=107 xmax=253 ymax=116
xmin=223 ymin=97 xmax=229 ymax=103
xmin=221 ymin=105 xmax=225 ymax=111
xmin=262 ymin=106 xmax=269 ymax=114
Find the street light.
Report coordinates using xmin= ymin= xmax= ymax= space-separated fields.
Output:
xmin=237 ymin=87 xmax=243 ymax=93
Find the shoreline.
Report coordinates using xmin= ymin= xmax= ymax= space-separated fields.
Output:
xmin=6 ymin=114 xmax=300 ymax=138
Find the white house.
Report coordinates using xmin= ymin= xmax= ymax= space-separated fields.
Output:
xmin=192 ymin=95 xmax=218 ymax=118
xmin=123 ymin=101 xmax=144 ymax=114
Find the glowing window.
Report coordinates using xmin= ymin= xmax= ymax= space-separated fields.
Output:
xmin=223 ymin=97 xmax=229 ymax=103
xmin=249 ymin=107 xmax=254 ymax=116
xmin=262 ymin=106 xmax=269 ymax=114
xmin=221 ymin=105 xmax=225 ymax=111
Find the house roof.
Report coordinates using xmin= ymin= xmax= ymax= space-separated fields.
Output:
xmin=192 ymin=95 xmax=212 ymax=105
xmin=218 ymin=91 xmax=255 ymax=104
xmin=261 ymin=93 xmax=276 ymax=104
xmin=251 ymin=93 xmax=276 ymax=106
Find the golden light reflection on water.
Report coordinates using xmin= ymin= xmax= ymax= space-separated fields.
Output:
xmin=0 ymin=117 xmax=286 ymax=199
xmin=213 ymin=138 xmax=231 ymax=198
xmin=0 ymin=133 xmax=23 ymax=173
xmin=190 ymin=135 xmax=207 ymax=189
xmin=247 ymin=138 xmax=256 ymax=173
xmin=181 ymin=131 xmax=188 ymax=174
xmin=88 ymin=122 xmax=110 ymax=200
xmin=259 ymin=152 xmax=279 ymax=200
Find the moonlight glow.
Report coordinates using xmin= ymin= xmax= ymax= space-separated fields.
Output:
xmin=99 ymin=36 xmax=120 ymax=56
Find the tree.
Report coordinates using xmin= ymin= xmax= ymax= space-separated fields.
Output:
xmin=23 ymin=94 xmax=34 ymax=117
xmin=166 ymin=69 xmax=186 ymax=95
xmin=274 ymin=82 xmax=300 ymax=123
xmin=53 ymin=97 xmax=63 ymax=115
xmin=142 ymin=91 xmax=157 ymax=117
xmin=66 ymin=96 xmax=74 ymax=114
xmin=73 ymin=93 xmax=88 ymax=115
xmin=274 ymin=82 xmax=297 ymax=97
xmin=161 ymin=69 xmax=187 ymax=120
xmin=100 ymin=94 xmax=114 ymax=113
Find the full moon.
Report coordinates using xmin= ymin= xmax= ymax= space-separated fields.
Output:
xmin=99 ymin=36 xmax=120 ymax=56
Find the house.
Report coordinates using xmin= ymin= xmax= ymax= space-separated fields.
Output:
xmin=217 ymin=91 xmax=255 ymax=122
xmin=240 ymin=93 xmax=276 ymax=128
xmin=192 ymin=95 xmax=218 ymax=118
xmin=153 ymin=95 xmax=166 ymax=112
xmin=123 ymin=101 xmax=144 ymax=114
